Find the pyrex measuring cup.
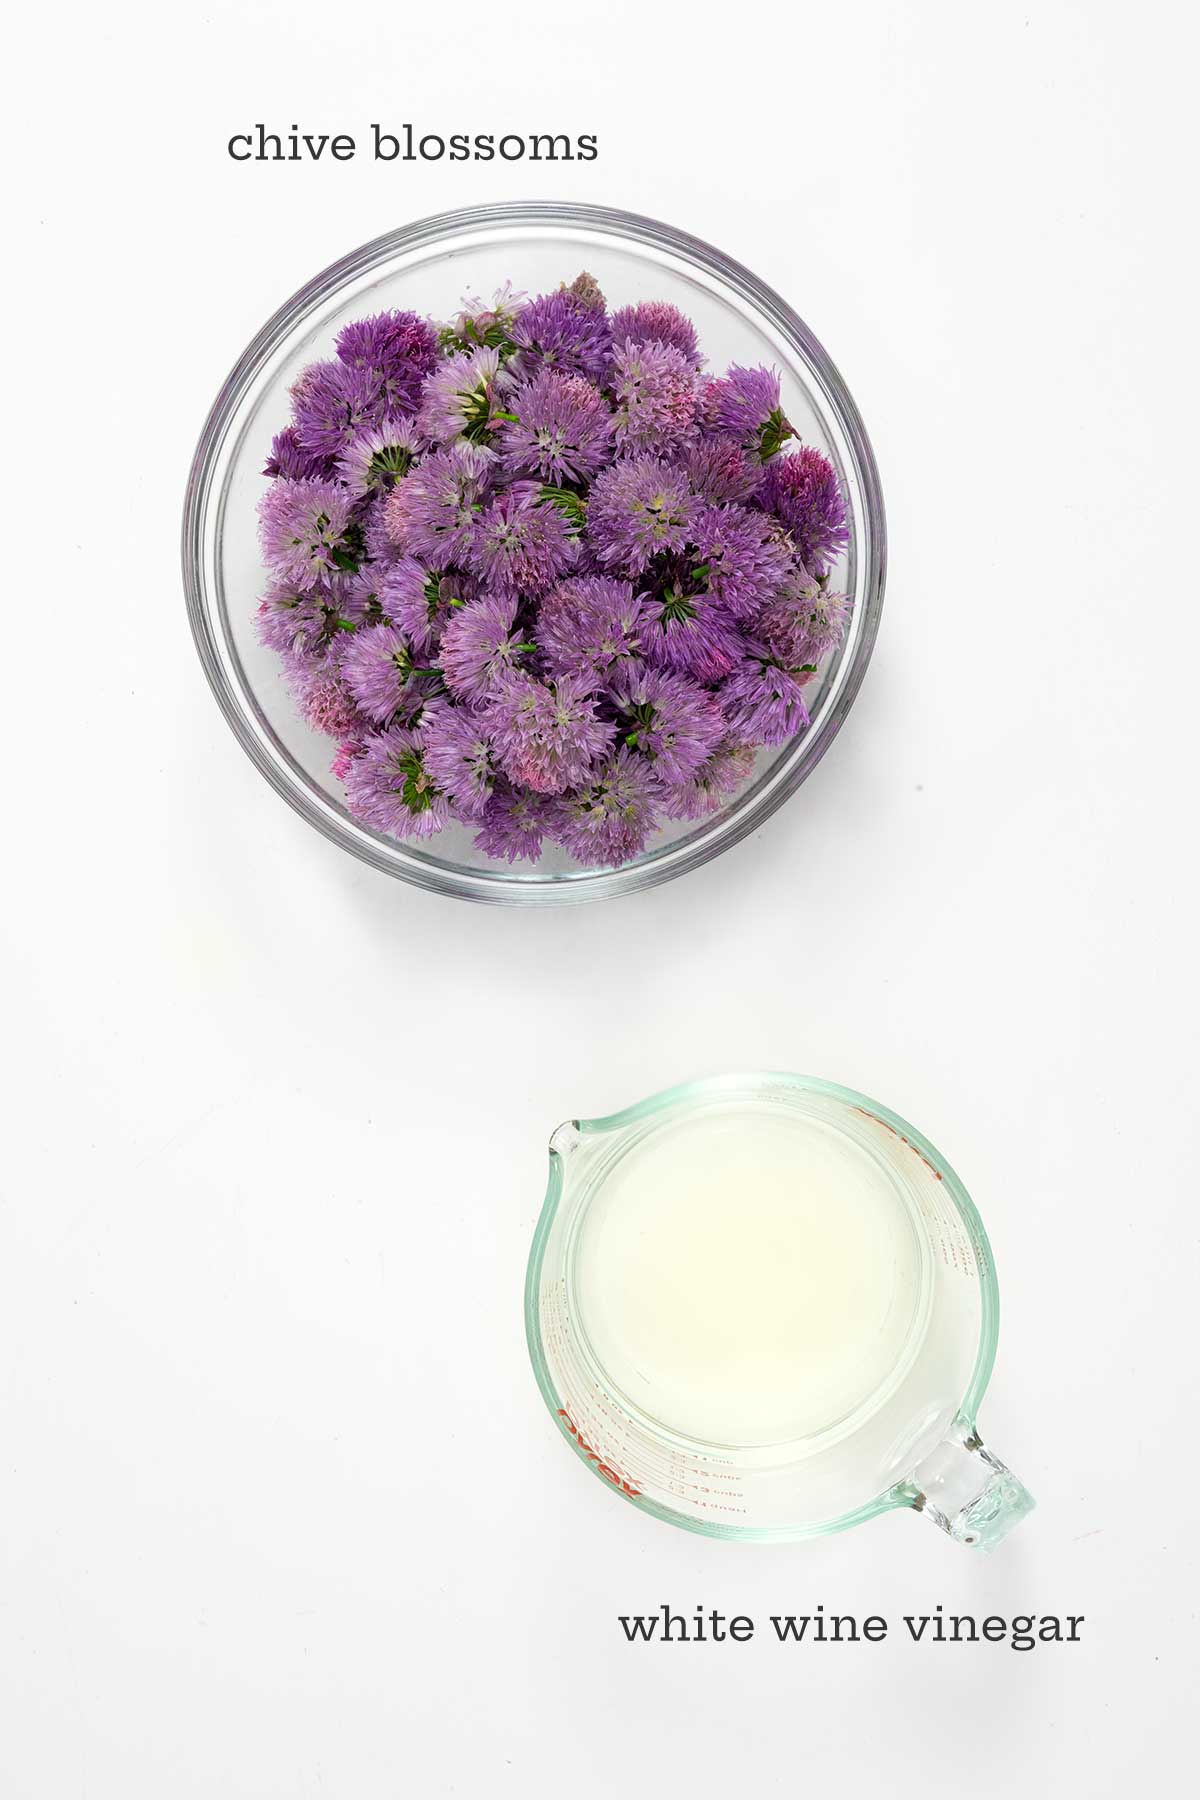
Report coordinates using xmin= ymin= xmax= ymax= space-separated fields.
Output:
xmin=525 ymin=1073 xmax=1034 ymax=1548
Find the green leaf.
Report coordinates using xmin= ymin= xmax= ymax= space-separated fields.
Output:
xmin=539 ymin=485 xmax=588 ymax=528
xmin=757 ymin=408 xmax=797 ymax=461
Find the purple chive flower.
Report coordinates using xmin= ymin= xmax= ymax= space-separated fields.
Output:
xmin=445 ymin=282 xmax=528 ymax=352
xmin=340 ymin=559 xmax=398 ymax=632
xmin=536 ymin=575 xmax=651 ymax=681
xmin=508 ymin=290 xmax=613 ymax=385
xmin=290 ymin=360 xmax=387 ymax=458
xmin=755 ymin=578 xmax=851 ymax=666
xmin=334 ymin=309 xmax=439 ymax=415
xmin=263 ymin=427 xmax=332 ymax=482
xmin=565 ymin=539 xmax=606 ymax=577
xmin=640 ymin=585 xmax=742 ymax=682
xmin=257 ymin=479 xmax=361 ymax=590
xmin=473 ymin=780 xmax=553 ymax=864
xmin=702 ymin=364 xmax=794 ymax=458
xmin=437 ymin=593 xmax=533 ymax=703
xmin=384 ymin=443 xmax=494 ymax=564
xmin=331 ymin=734 xmax=369 ymax=783
xmin=361 ymin=493 xmax=401 ymax=567
xmin=342 ymin=726 xmax=449 ymax=839
xmin=610 ymin=338 xmax=699 ymax=457
xmin=795 ymin=584 xmax=850 ymax=657
xmin=421 ymin=703 xmax=497 ymax=819
xmin=756 ymin=447 xmax=849 ymax=575
xmin=608 ymin=664 xmax=725 ymax=784
xmin=336 ymin=418 xmax=426 ymax=496
xmin=484 ymin=670 xmax=614 ymax=795
xmin=692 ymin=503 xmax=793 ymax=620
xmin=330 ymin=569 xmax=383 ymax=630
xmin=685 ymin=439 xmax=764 ymax=505
xmin=256 ymin=581 xmax=332 ymax=657
xmin=709 ymin=371 xmax=793 ymax=461
xmin=256 ymin=570 xmax=371 ymax=657
xmin=586 ymin=457 xmax=698 ymax=575
xmin=566 ymin=271 xmax=606 ymax=312
xmin=550 ymin=749 xmax=664 ymax=866
xmin=720 ymin=645 xmax=812 ymax=745
xmin=660 ymin=738 xmax=758 ymax=820
xmin=608 ymin=300 xmax=702 ymax=370
xmin=338 ymin=623 xmax=438 ymax=726
xmin=465 ymin=483 xmax=577 ymax=600
xmin=376 ymin=557 xmax=471 ymax=655
xmin=498 ymin=370 xmax=613 ymax=484
xmin=283 ymin=656 xmax=362 ymax=739
xmin=417 ymin=345 xmax=514 ymax=446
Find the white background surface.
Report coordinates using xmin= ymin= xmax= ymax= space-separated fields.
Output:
xmin=5 ymin=3 xmax=1198 ymax=1793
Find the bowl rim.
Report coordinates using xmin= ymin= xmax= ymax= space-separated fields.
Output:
xmin=182 ymin=200 xmax=887 ymax=905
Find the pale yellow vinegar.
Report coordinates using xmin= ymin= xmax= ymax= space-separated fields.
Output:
xmin=574 ymin=1106 xmax=925 ymax=1448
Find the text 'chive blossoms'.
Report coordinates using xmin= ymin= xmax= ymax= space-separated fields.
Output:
xmin=256 ymin=284 xmax=850 ymax=867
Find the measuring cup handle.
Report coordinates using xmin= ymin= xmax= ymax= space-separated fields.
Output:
xmin=906 ymin=1420 xmax=1035 ymax=1551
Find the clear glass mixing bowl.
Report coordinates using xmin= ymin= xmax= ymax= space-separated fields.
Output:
xmin=182 ymin=202 xmax=886 ymax=904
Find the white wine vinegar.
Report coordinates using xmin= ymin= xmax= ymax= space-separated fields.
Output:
xmin=574 ymin=1104 xmax=927 ymax=1448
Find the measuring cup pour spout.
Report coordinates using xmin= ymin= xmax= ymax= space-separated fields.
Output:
xmin=905 ymin=1422 xmax=1035 ymax=1552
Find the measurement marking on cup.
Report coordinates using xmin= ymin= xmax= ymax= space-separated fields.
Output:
xmin=855 ymin=1106 xmax=944 ymax=1180
xmin=558 ymin=1409 xmax=642 ymax=1497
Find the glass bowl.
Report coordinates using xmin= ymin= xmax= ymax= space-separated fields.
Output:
xmin=183 ymin=202 xmax=886 ymax=905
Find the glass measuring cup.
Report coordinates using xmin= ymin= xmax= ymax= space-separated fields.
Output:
xmin=525 ymin=1073 xmax=1034 ymax=1548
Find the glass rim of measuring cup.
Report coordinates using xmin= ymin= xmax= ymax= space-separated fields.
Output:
xmin=524 ymin=1070 xmax=1005 ymax=1544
